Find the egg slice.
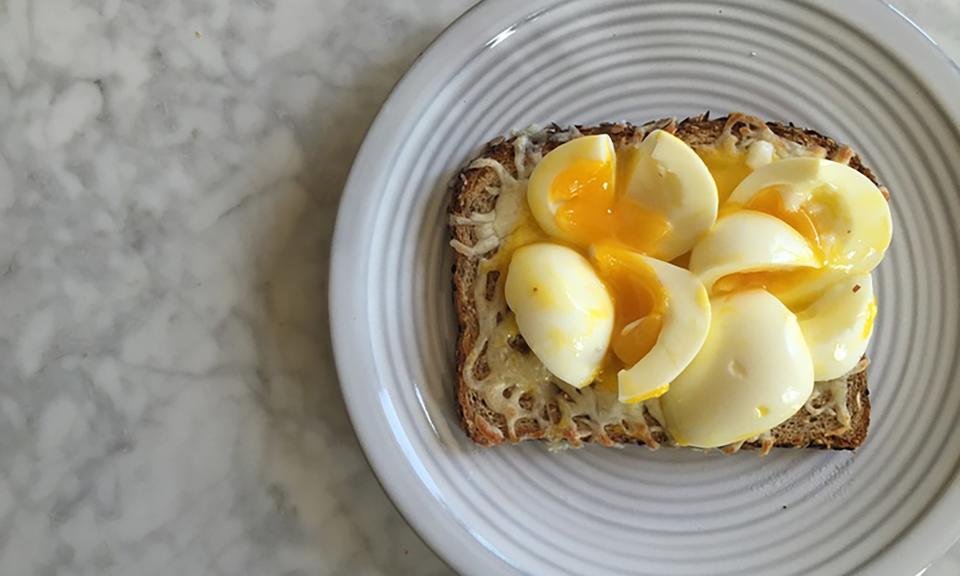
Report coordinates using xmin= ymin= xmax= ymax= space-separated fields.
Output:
xmin=619 ymin=129 xmax=719 ymax=260
xmin=660 ymin=290 xmax=814 ymax=448
xmin=798 ymin=274 xmax=876 ymax=380
xmin=526 ymin=134 xmax=677 ymax=254
xmin=527 ymin=134 xmax=617 ymax=241
xmin=757 ymin=267 xmax=849 ymax=312
xmin=689 ymin=210 xmax=821 ymax=291
xmin=504 ymin=243 xmax=614 ymax=387
xmin=728 ymin=157 xmax=892 ymax=273
xmin=591 ymin=246 xmax=711 ymax=403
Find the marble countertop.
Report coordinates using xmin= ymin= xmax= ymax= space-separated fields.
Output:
xmin=0 ymin=1 xmax=956 ymax=574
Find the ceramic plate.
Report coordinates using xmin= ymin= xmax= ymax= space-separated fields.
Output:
xmin=330 ymin=1 xmax=960 ymax=574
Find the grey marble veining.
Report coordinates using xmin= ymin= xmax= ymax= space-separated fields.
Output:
xmin=0 ymin=1 xmax=955 ymax=575
xmin=0 ymin=0 xmax=469 ymax=574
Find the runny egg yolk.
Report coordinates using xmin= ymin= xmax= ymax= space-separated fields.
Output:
xmin=550 ymin=158 xmax=670 ymax=253
xmin=697 ymin=148 xmax=752 ymax=204
xmin=591 ymin=247 xmax=668 ymax=368
xmin=740 ymin=187 xmax=823 ymax=256
xmin=712 ymin=267 xmax=824 ymax=302
xmin=714 ymin=187 xmax=830 ymax=305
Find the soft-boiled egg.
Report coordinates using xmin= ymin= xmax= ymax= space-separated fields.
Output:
xmin=690 ymin=210 xmax=821 ymax=291
xmin=619 ymin=130 xmax=719 ymax=260
xmin=526 ymin=131 xmax=717 ymax=258
xmin=660 ymin=290 xmax=814 ymax=448
xmin=728 ymin=157 xmax=892 ymax=273
xmin=504 ymin=243 xmax=614 ymax=387
xmin=526 ymin=134 xmax=670 ymax=252
xmin=526 ymin=134 xmax=618 ymax=242
xmin=798 ymin=273 xmax=876 ymax=380
xmin=591 ymin=246 xmax=711 ymax=403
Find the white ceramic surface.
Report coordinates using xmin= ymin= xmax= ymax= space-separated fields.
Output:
xmin=331 ymin=1 xmax=960 ymax=575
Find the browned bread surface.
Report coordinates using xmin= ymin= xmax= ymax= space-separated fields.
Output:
xmin=450 ymin=113 xmax=875 ymax=452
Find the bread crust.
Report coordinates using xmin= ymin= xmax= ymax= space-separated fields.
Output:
xmin=450 ymin=113 xmax=875 ymax=451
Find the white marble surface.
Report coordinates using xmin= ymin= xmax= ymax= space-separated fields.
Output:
xmin=0 ymin=1 xmax=956 ymax=575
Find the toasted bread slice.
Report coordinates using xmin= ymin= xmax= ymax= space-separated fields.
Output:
xmin=450 ymin=113 xmax=877 ymax=453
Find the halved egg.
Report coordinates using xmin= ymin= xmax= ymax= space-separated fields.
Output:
xmin=591 ymin=246 xmax=711 ymax=403
xmin=689 ymin=210 xmax=821 ymax=291
xmin=728 ymin=157 xmax=892 ymax=273
xmin=619 ymin=129 xmax=719 ymax=260
xmin=526 ymin=131 xmax=717 ymax=257
xmin=526 ymin=134 xmax=670 ymax=253
xmin=660 ymin=290 xmax=814 ymax=448
xmin=798 ymin=273 xmax=876 ymax=380
xmin=527 ymin=134 xmax=617 ymax=241
xmin=504 ymin=243 xmax=614 ymax=387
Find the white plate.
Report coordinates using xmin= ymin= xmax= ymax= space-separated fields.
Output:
xmin=330 ymin=1 xmax=960 ymax=574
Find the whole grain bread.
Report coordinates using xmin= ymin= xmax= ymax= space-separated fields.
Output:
xmin=450 ymin=113 xmax=876 ymax=452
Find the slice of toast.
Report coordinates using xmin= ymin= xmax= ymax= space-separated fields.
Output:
xmin=450 ymin=113 xmax=877 ymax=453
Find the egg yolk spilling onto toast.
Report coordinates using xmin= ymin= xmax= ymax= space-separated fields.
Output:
xmin=550 ymin=158 xmax=670 ymax=254
xmin=591 ymin=247 xmax=667 ymax=368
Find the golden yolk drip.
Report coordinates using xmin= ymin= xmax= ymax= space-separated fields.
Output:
xmin=591 ymin=246 xmax=667 ymax=369
xmin=697 ymin=149 xmax=752 ymax=204
xmin=713 ymin=267 xmax=824 ymax=299
xmin=550 ymin=158 xmax=670 ymax=253
xmin=594 ymin=359 xmax=620 ymax=394
xmin=714 ymin=188 xmax=831 ymax=304
xmin=614 ymin=316 xmax=663 ymax=367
